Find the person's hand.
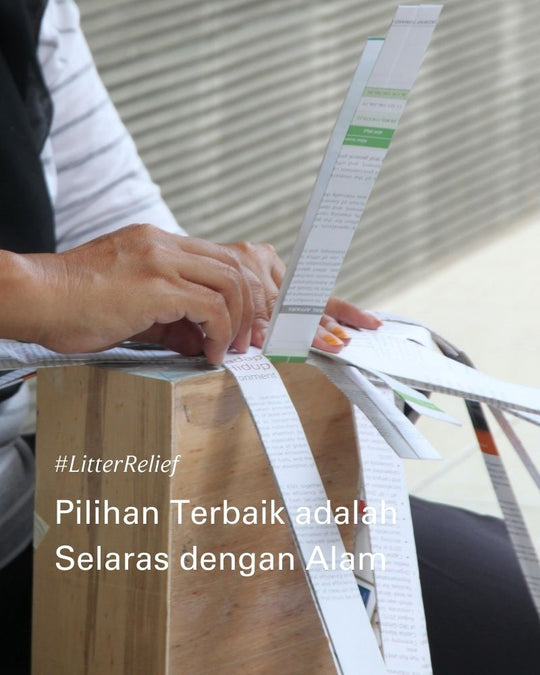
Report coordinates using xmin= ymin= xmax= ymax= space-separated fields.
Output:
xmin=3 ymin=225 xmax=381 ymax=364
xmin=7 ymin=224 xmax=258 ymax=365
xmin=222 ymin=241 xmax=381 ymax=351
xmin=314 ymin=297 xmax=382 ymax=352
xmin=221 ymin=241 xmax=285 ymax=346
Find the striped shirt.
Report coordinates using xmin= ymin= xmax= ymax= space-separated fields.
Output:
xmin=0 ymin=0 xmax=185 ymax=568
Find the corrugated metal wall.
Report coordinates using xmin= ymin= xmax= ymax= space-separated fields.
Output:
xmin=77 ymin=0 xmax=540 ymax=304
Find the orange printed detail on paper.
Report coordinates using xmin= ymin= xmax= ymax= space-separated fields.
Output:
xmin=474 ymin=429 xmax=499 ymax=456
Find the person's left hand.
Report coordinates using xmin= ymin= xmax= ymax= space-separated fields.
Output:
xmin=222 ymin=241 xmax=381 ymax=352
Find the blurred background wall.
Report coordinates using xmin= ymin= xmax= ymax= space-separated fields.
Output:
xmin=76 ymin=0 xmax=540 ymax=306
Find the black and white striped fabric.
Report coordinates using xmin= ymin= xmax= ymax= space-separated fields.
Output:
xmin=38 ymin=0 xmax=186 ymax=250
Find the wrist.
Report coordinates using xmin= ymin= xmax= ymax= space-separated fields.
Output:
xmin=0 ymin=250 xmax=59 ymax=345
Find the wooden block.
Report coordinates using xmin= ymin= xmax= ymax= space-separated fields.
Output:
xmin=32 ymin=362 xmax=359 ymax=674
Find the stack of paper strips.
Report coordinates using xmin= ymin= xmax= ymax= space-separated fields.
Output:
xmin=4 ymin=5 xmax=540 ymax=674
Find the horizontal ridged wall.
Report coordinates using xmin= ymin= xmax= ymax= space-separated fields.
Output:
xmin=77 ymin=0 xmax=540 ymax=303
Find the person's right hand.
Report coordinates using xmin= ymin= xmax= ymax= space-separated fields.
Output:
xmin=4 ymin=224 xmax=258 ymax=365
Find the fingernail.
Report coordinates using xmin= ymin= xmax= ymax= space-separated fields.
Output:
xmin=331 ymin=325 xmax=351 ymax=341
xmin=322 ymin=333 xmax=344 ymax=347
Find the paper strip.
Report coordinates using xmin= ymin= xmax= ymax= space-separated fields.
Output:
xmin=308 ymin=354 xmax=440 ymax=460
xmin=372 ymin=370 xmax=461 ymax=426
xmin=0 ymin=339 xmax=189 ymax=369
xmin=489 ymin=407 xmax=540 ymax=491
xmin=33 ymin=512 xmax=50 ymax=550
xmin=352 ymin=397 xmax=432 ymax=674
xmin=224 ymin=349 xmax=386 ymax=674
xmin=318 ymin=328 xmax=540 ymax=414
xmin=466 ymin=400 xmax=540 ymax=615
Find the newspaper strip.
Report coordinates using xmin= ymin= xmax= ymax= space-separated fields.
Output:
xmin=0 ymin=339 xmax=187 ymax=369
xmin=308 ymin=355 xmax=441 ymax=460
xmin=317 ymin=328 xmax=540 ymax=414
xmin=352 ymin=395 xmax=432 ymax=674
xmin=506 ymin=409 xmax=540 ymax=426
xmin=466 ymin=400 xmax=540 ymax=615
xmin=264 ymin=5 xmax=442 ymax=361
xmin=224 ymin=349 xmax=387 ymax=674
xmin=33 ymin=513 xmax=50 ymax=550
xmin=371 ymin=370 xmax=461 ymax=426
xmin=363 ymin=313 xmax=540 ymax=489
xmin=0 ymin=367 xmax=36 ymax=391
xmin=353 ymin=497 xmax=379 ymax=625
xmin=263 ymin=34 xmax=382 ymax=361
xmin=488 ymin=407 xmax=540 ymax=492
xmin=345 ymin=316 xmax=540 ymax=613
xmin=310 ymin=355 xmax=432 ymax=671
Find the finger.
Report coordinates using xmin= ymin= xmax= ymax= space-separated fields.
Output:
xmin=244 ymin=269 xmax=270 ymax=348
xmin=319 ymin=314 xmax=352 ymax=343
xmin=324 ymin=297 xmax=382 ymax=330
xmin=173 ymin=239 xmax=254 ymax=351
xmin=187 ymin=293 xmax=232 ymax=365
xmin=312 ymin=325 xmax=345 ymax=353
xmin=170 ymin=249 xmax=252 ymax=353
xmin=155 ymin=278 xmax=234 ymax=365
xmin=259 ymin=244 xmax=286 ymax=316
xmin=136 ymin=319 xmax=205 ymax=356
xmin=224 ymin=241 xmax=285 ymax=317
xmin=265 ymin=243 xmax=286 ymax=288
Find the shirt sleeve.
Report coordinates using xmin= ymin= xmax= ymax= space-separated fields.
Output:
xmin=38 ymin=0 xmax=187 ymax=253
